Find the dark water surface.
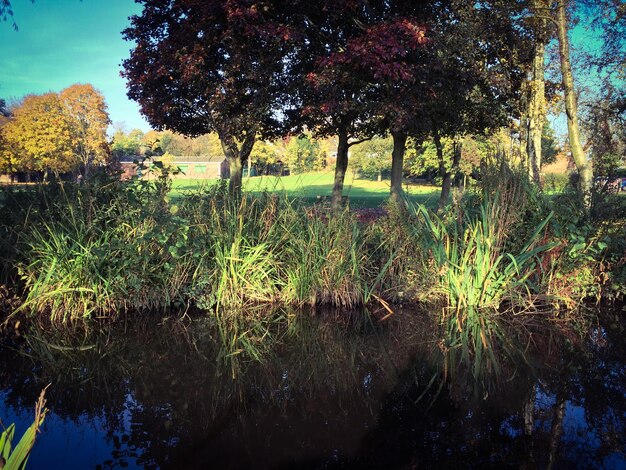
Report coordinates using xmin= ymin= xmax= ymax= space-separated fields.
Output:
xmin=1 ymin=308 xmax=624 ymax=469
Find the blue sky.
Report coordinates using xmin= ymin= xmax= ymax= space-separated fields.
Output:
xmin=0 ymin=0 xmax=149 ymax=132
xmin=0 ymin=1 xmax=614 ymax=142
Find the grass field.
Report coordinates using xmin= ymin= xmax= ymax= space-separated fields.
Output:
xmin=171 ymin=170 xmax=441 ymax=208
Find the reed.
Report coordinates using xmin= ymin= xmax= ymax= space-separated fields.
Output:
xmin=181 ymin=185 xmax=380 ymax=311
xmin=279 ymin=208 xmax=372 ymax=308
xmin=0 ymin=387 xmax=47 ymax=470
xmin=16 ymin=179 xmax=192 ymax=322
xmin=415 ymin=198 xmax=555 ymax=378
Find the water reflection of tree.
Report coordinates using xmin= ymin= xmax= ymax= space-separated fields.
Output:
xmin=0 ymin=311 xmax=436 ymax=469
xmin=0 ymin=307 xmax=622 ymax=468
xmin=343 ymin=308 xmax=625 ymax=469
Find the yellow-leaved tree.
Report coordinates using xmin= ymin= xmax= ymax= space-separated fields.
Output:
xmin=2 ymin=93 xmax=75 ymax=178
xmin=59 ymin=84 xmax=111 ymax=179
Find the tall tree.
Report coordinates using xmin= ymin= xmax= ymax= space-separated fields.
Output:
xmin=350 ymin=135 xmax=393 ymax=181
xmin=555 ymin=0 xmax=592 ymax=206
xmin=2 ymin=93 xmax=75 ymax=177
xmin=584 ymin=86 xmax=625 ymax=180
xmin=526 ymin=0 xmax=551 ymax=186
xmin=122 ymin=0 xmax=294 ymax=195
xmin=0 ymin=98 xmax=11 ymax=174
xmin=419 ymin=1 xmax=529 ymax=210
xmin=111 ymin=128 xmax=144 ymax=159
xmin=292 ymin=1 xmax=389 ymax=210
xmin=59 ymin=84 xmax=111 ymax=179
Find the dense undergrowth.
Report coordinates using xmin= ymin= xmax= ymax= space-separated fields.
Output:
xmin=0 ymin=168 xmax=624 ymax=379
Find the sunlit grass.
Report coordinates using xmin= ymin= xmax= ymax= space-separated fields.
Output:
xmin=170 ymin=170 xmax=440 ymax=208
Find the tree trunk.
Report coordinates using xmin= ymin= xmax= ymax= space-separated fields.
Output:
xmin=519 ymin=96 xmax=529 ymax=171
xmin=547 ymin=390 xmax=567 ymax=470
xmin=219 ymin=131 xmax=256 ymax=197
xmin=228 ymin=156 xmax=243 ymax=195
xmin=437 ymin=135 xmax=462 ymax=212
xmin=524 ymin=385 xmax=536 ymax=436
xmin=527 ymin=40 xmax=545 ymax=187
xmin=331 ymin=128 xmax=350 ymax=212
xmin=556 ymin=0 xmax=592 ymax=207
xmin=83 ymin=153 xmax=91 ymax=181
xmin=435 ymin=132 xmax=450 ymax=213
xmin=528 ymin=1 xmax=547 ymax=187
xmin=377 ymin=170 xmax=382 ymax=182
xmin=390 ymin=131 xmax=407 ymax=204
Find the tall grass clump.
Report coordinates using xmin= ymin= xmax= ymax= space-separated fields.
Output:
xmin=415 ymin=196 xmax=555 ymax=377
xmin=366 ymin=200 xmax=429 ymax=302
xmin=279 ymin=207 xmax=375 ymax=308
xmin=16 ymin=174 xmax=192 ymax=322
xmin=180 ymin=184 xmax=380 ymax=311
xmin=180 ymin=185 xmax=284 ymax=310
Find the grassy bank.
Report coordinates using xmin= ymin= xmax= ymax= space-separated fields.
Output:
xmin=1 ymin=170 xmax=624 ymax=378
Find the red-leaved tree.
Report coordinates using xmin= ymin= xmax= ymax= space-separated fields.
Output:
xmin=122 ymin=0 xmax=296 ymax=195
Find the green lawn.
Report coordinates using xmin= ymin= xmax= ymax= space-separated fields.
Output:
xmin=170 ymin=170 xmax=441 ymax=208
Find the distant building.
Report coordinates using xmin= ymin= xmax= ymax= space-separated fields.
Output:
xmin=118 ymin=155 xmax=229 ymax=180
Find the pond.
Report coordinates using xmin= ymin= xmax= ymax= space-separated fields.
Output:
xmin=0 ymin=307 xmax=624 ymax=469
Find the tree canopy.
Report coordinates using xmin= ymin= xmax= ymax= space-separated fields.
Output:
xmin=2 ymin=93 xmax=75 ymax=176
xmin=122 ymin=0 xmax=297 ymax=194
xmin=120 ymin=0 xmax=561 ymax=205
xmin=59 ymin=84 xmax=110 ymax=178
xmin=1 ymin=86 xmax=111 ymax=177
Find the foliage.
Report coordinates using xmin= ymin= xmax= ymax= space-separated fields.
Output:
xmin=406 ymin=135 xmax=491 ymax=181
xmin=59 ymin=84 xmax=111 ymax=176
xmin=415 ymin=200 xmax=554 ymax=378
xmin=350 ymin=136 xmax=393 ymax=181
xmin=179 ymin=184 xmax=379 ymax=311
xmin=540 ymin=121 xmax=560 ymax=166
xmin=110 ymin=126 xmax=144 ymax=159
xmin=248 ymin=139 xmax=284 ymax=175
xmin=2 ymin=165 xmax=624 ymax=332
xmin=16 ymin=177 xmax=192 ymax=323
xmin=1 ymin=86 xmax=111 ymax=177
xmin=2 ymin=93 xmax=75 ymax=176
xmin=122 ymin=0 xmax=296 ymax=194
xmin=583 ymin=87 xmax=625 ymax=178
xmin=158 ymin=131 xmax=223 ymax=158
xmin=284 ymin=135 xmax=325 ymax=174
xmin=545 ymin=191 xmax=626 ymax=304
xmin=543 ymin=173 xmax=570 ymax=193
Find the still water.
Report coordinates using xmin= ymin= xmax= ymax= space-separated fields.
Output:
xmin=1 ymin=308 xmax=624 ymax=469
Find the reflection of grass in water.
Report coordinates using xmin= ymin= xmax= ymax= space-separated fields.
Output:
xmin=10 ymin=307 xmax=591 ymax=470
xmin=17 ymin=308 xmax=421 ymax=409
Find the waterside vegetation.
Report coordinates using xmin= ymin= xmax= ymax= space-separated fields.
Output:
xmin=1 ymin=167 xmax=624 ymax=379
